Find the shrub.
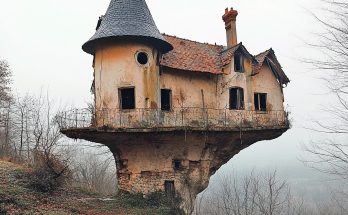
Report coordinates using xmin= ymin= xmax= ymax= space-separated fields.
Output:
xmin=28 ymin=150 xmax=71 ymax=193
xmin=116 ymin=191 xmax=184 ymax=214
xmin=0 ymin=204 xmax=7 ymax=215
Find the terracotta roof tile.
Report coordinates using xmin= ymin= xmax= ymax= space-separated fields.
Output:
xmin=161 ymin=35 xmax=224 ymax=74
xmin=254 ymin=49 xmax=271 ymax=70
xmin=220 ymin=43 xmax=243 ymax=67
xmin=161 ymin=35 xmax=288 ymax=86
xmin=255 ymin=49 xmax=290 ymax=85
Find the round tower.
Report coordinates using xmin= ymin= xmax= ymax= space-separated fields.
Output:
xmin=83 ymin=0 xmax=173 ymax=121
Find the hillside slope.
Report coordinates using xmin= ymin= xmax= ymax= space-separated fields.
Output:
xmin=0 ymin=160 xmax=172 ymax=215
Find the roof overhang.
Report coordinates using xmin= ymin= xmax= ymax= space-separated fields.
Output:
xmin=82 ymin=35 xmax=173 ymax=55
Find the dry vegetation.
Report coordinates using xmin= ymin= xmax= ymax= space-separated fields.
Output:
xmin=0 ymin=159 xmax=176 ymax=215
xmin=195 ymin=171 xmax=348 ymax=215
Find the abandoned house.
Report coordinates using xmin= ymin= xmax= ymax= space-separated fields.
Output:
xmin=59 ymin=0 xmax=290 ymax=212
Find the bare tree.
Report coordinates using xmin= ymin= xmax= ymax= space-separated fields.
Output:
xmin=0 ymin=59 xmax=12 ymax=108
xmin=26 ymin=94 xmax=72 ymax=192
xmin=0 ymin=59 xmax=115 ymax=194
xmin=304 ymin=0 xmax=348 ymax=183
xmin=0 ymin=59 xmax=12 ymax=157
xmin=0 ymin=101 xmax=13 ymax=158
xmin=305 ymin=0 xmax=348 ymax=132
xmin=72 ymin=152 xmax=117 ymax=195
xmin=4 ymin=93 xmax=62 ymax=162
xmin=254 ymin=171 xmax=291 ymax=215
xmin=196 ymin=170 xmax=348 ymax=214
xmin=196 ymin=171 xmax=303 ymax=215
xmin=300 ymin=2 xmax=348 ymax=213
xmin=10 ymin=94 xmax=36 ymax=160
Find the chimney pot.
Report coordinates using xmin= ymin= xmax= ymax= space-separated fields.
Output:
xmin=222 ymin=7 xmax=238 ymax=48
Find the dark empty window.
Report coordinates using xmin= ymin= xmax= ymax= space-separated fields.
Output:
xmin=137 ymin=52 xmax=148 ymax=65
xmin=119 ymin=88 xmax=135 ymax=110
xmin=234 ymin=54 xmax=243 ymax=72
xmin=173 ymin=160 xmax=181 ymax=170
xmin=161 ymin=89 xmax=172 ymax=111
xmin=230 ymin=87 xmax=244 ymax=110
xmin=164 ymin=180 xmax=175 ymax=197
xmin=254 ymin=93 xmax=267 ymax=111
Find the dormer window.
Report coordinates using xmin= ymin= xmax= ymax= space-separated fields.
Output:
xmin=234 ymin=53 xmax=244 ymax=72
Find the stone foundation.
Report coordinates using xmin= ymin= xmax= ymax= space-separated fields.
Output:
xmin=62 ymin=127 xmax=287 ymax=214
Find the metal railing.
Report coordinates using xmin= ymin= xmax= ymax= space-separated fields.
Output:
xmin=57 ymin=108 xmax=289 ymax=130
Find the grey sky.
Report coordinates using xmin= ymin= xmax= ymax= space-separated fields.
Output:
xmin=0 ymin=0 xmax=333 ymax=194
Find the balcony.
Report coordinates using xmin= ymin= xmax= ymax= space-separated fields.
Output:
xmin=57 ymin=108 xmax=289 ymax=132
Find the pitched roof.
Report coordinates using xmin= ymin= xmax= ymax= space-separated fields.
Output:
xmin=161 ymin=35 xmax=224 ymax=74
xmin=255 ymin=49 xmax=290 ymax=85
xmin=161 ymin=36 xmax=259 ymax=74
xmin=161 ymin=35 xmax=290 ymax=85
xmin=255 ymin=49 xmax=270 ymax=69
xmin=220 ymin=43 xmax=257 ymax=67
xmin=82 ymin=0 xmax=173 ymax=55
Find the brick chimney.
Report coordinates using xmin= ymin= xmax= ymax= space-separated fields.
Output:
xmin=222 ymin=7 xmax=238 ymax=48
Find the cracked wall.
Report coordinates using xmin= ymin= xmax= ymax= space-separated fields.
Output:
xmin=100 ymin=129 xmax=287 ymax=213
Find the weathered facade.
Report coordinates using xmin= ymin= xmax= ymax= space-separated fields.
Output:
xmin=59 ymin=0 xmax=290 ymax=213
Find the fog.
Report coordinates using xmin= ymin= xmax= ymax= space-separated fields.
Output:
xmin=0 ymin=0 xmax=341 ymax=204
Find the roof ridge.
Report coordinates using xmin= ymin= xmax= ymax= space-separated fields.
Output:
xmin=255 ymin=48 xmax=272 ymax=57
xmin=163 ymin=34 xmax=223 ymax=48
xmin=219 ymin=42 xmax=243 ymax=54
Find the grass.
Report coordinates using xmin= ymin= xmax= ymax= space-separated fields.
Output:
xmin=0 ymin=160 xmax=175 ymax=215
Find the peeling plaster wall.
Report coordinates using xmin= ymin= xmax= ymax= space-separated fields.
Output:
xmin=94 ymin=42 xmax=160 ymax=111
xmin=93 ymin=46 xmax=285 ymax=118
xmin=160 ymin=68 xmax=217 ymax=108
xmin=252 ymin=64 xmax=285 ymax=111
xmin=217 ymin=57 xmax=254 ymax=110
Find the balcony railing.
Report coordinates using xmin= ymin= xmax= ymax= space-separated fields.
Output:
xmin=57 ymin=108 xmax=289 ymax=131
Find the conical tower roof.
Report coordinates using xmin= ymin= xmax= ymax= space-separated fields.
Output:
xmin=82 ymin=0 xmax=173 ymax=55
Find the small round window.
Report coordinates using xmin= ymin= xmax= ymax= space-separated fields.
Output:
xmin=136 ymin=52 xmax=149 ymax=65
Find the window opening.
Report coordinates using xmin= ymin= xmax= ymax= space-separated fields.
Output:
xmin=229 ymin=87 xmax=244 ymax=110
xmin=161 ymin=89 xmax=172 ymax=111
xmin=254 ymin=93 xmax=267 ymax=111
xmin=164 ymin=180 xmax=175 ymax=197
xmin=173 ymin=160 xmax=182 ymax=170
xmin=119 ymin=88 xmax=135 ymax=110
xmin=234 ymin=53 xmax=243 ymax=72
xmin=136 ymin=52 xmax=149 ymax=65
